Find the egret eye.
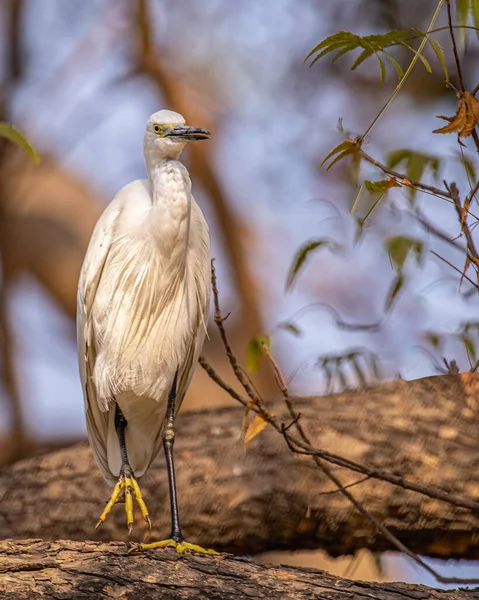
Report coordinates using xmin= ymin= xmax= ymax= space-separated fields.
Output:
xmin=153 ymin=124 xmax=161 ymax=134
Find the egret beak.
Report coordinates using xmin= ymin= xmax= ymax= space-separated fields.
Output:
xmin=165 ymin=125 xmax=211 ymax=141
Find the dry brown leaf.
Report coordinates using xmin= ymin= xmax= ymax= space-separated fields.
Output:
xmin=462 ymin=195 xmax=472 ymax=228
xmin=244 ymin=414 xmax=269 ymax=445
xmin=460 ymin=255 xmax=471 ymax=289
xmin=433 ymin=92 xmax=479 ymax=138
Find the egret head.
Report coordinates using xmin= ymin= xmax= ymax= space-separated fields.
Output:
xmin=144 ymin=109 xmax=210 ymax=162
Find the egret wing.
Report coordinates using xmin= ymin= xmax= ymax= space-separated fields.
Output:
xmin=146 ymin=197 xmax=211 ymax=471
xmin=77 ymin=196 xmax=124 ymax=478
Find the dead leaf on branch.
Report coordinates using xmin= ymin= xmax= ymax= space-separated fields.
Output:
xmin=460 ymin=255 xmax=471 ymax=289
xmin=462 ymin=194 xmax=472 ymax=228
xmin=364 ymin=178 xmax=402 ymax=193
xmin=244 ymin=414 xmax=269 ymax=445
xmin=433 ymin=91 xmax=479 ymax=138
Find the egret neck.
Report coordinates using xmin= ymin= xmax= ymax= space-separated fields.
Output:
xmin=146 ymin=159 xmax=192 ymax=252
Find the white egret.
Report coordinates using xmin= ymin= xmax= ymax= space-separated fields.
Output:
xmin=77 ymin=109 xmax=216 ymax=555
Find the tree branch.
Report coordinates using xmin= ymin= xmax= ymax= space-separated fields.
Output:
xmin=1 ymin=374 xmax=479 ymax=559
xmin=359 ymin=149 xmax=452 ymax=200
xmin=2 ymin=540 xmax=477 ymax=600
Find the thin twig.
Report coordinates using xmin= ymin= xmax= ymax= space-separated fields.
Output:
xmin=415 ymin=209 xmax=467 ymax=252
xmin=445 ymin=0 xmax=465 ymax=92
xmin=259 ymin=330 xmax=479 ymax=584
xmin=205 ymin=274 xmax=479 ymax=510
xmin=279 ymin=434 xmax=479 ymax=510
xmin=316 ymin=475 xmax=372 ymax=496
xmin=198 ymin=356 xmax=247 ymax=406
xmin=210 ymin=260 xmax=262 ymax=408
xmin=201 ymin=353 xmax=479 ymax=511
xmin=467 ymin=179 xmax=479 ymax=205
xmin=445 ymin=0 xmax=479 ymax=155
xmin=206 ymin=268 xmax=479 ymax=581
xmin=359 ymin=150 xmax=452 ymax=200
xmin=430 ymin=249 xmax=479 ymax=290
xmin=447 ymin=181 xmax=479 ymax=271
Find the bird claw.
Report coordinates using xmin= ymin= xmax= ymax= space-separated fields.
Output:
xmin=96 ymin=472 xmax=151 ymax=533
xmin=128 ymin=539 xmax=218 ymax=555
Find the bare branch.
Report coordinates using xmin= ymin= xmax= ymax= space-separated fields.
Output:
xmin=359 ymin=149 xmax=452 ymax=199
xmin=206 ymin=265 xmax=479 ymax=583
xmin=2 ymin=540 xmax=476 ymax=599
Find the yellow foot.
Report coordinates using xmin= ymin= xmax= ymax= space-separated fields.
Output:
xmin=129 ymin=539 xmax=218 ymax=555
xmin=96 ymin=472 xmax=151 ymax=534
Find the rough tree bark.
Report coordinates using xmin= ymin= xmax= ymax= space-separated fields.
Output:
xmin=1 ymin=540 xmax=478 ymax=600
xmin=1 ymin=373 xmax=478 ymax=560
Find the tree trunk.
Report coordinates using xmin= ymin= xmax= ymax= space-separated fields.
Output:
xmin=1 ymin=373 xmax=478 ymax=558
xmin=1 ymin=540 xmax=477 ymax=600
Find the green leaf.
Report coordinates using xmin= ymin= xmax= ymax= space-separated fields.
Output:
xmin=428 ymin=38 xmax=449 ymax=82
xmin=398 ymin=40 xmax=432 ymax=73
xmin=387 ymin=148 xmax=440 ymax=202
xmin=278 ymin=322 xmax=302 ymax=336
xmin=457 ymin=0 xmax=470 ymax=46
xmin=306 ymin=28 xmax=433 ymax=84
xmin=320 ymin=139 xmax=357 ymax=168
xmin=351 ymin=183 xmax=365 ymax=216
xmin=246 ymin=335 xmax=270 ymax=372
xmin=331 ymin=43 xmax=359 ymax=63
xmin=463 ymin=334 xmax=477 ymax=362
xmin=385 ymin=272 xmax=404 ymax=311
xmin=326 ymin=147 xmax=357 ymax=170
xmin=310 ymin=40 xmax=356 ymax=66
xmin=457 ymin=0 xmax=470 ymax=25
xmin=350 ymin=47 xmax=375 ymax=71
xmin=321 ymin=139 xmax=360 ymax=171
xmin=426 ymin=332 xmax=442 ymax=348
xmin=472 ymin=0 xmax=479 ymax=41
xmin=286 ymin=239 xmax=331 ymax=290
xmin=385 ymin=236 xmax=424 ymax=270
xmin=306 ymin=31 xmax=353 ymax=59
xmin=410 ymin=28 xmax=449 ymax=80
xmin=305 ymin=31 xmax=359 ymax=62
xmin=383 ymin=50 xmax=404 ymax=79
xmin=0 ymin=122 xmax=39 ymax=163
xmin=377 ymin=53 xmax=386 ymax=86
xmin=455 ymin=150 xmax=477 ymax=182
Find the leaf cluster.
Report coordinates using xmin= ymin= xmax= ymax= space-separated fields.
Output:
xmin=306 ymin=29 xmax=448 ymax=85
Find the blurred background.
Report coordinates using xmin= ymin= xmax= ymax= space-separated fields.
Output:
xmin=0 ymin=0 xmax=478 ymax=586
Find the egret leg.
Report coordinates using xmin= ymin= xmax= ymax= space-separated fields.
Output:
xmin=96 ymin=405 xmax=151 ymax=534
xmin=129 ymin=371 xmax=217 ymax=556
